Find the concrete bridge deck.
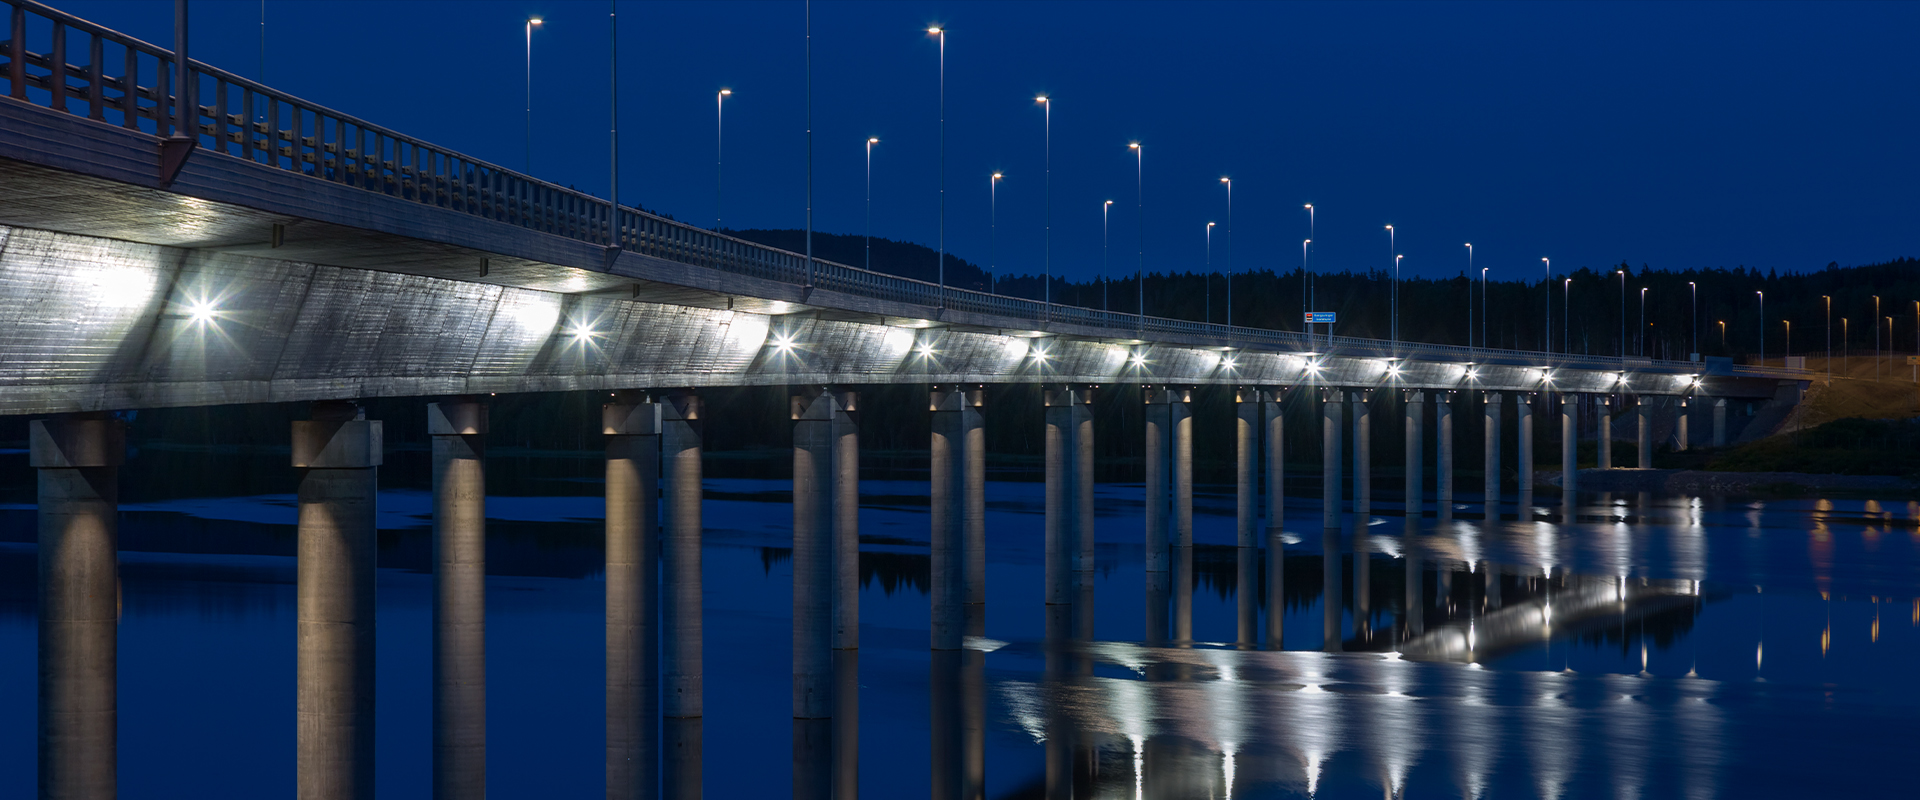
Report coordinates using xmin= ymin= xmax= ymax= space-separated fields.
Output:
xmin=0 ymin=0 xmax=1801 ymax=415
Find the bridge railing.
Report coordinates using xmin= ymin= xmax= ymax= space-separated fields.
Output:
xmin=0 ymin=1 xmax=1809 ymax=380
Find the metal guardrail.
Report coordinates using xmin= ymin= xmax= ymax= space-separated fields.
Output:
xmin=0 ymin=0 xmax=1812 ymax=380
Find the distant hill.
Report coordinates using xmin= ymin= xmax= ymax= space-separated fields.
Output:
xmin=724 ymin=228 xmax=995 ymax=293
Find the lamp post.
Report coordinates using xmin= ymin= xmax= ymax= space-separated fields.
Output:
xmin=716 ymin=88 xmax=731 ymax=229
xmin=1756 ymin=291 xmax=1765 ymax=364
xmin=1617 ymin=270 xmax=1627 ymax=359
xmin=525 ymin=16 xmax=542 ymax=173
xmin=1394 ymin=254 xmax=1404 ymax=349
xmin=1874 ymin=295 xmax=1882 ymax=379
xmin=1785 ymin=319 xmax=1792 ymax=359
xmin=1221 ymin=177 xmax=1233 ymax=329
xmin=1640 ymin=287 xmax=1648 ymax=357
xmin=1103 ymin=200 xmax=1113 ymax=311
xmin=1386 ymin=225 xmax=1395 ymax=342
xmin=990 ymin=172 xmax=1001 ymax=292
xmin=1206 ymin=222 xmax=1216 ymax=324
xmin=1842 ymin=318 xmax=1848 ymax=371
xmin=1719 ymin=320 xmax=1727 ymax=352
xmin=1543 ymin=257 xmax=1551 ymax=354
xmin=1823 ymin=295 xmax=1831 ymax=382
xmin=1564 ymin=278 xmax=1571 ymax=356
xmin=1690 ymin=281 xmax=1698 ymax=359
xmin=1465 ymin=244 xmax=1473 ymax=352
xmin=928 ymin=26 xmax=945 ymax=303
xmin=1302 ymin=239 xmax=1311 ymax=336
xmin=1132 ymin=143 xmax=1143 ymax=325
xmin=1481 ymin=266 xmax=1489 ymax=353
xmin=866 ymin=138 xmax=879 ymax=270
xmin=1037 ymin=95 xmax=1050 ymax=318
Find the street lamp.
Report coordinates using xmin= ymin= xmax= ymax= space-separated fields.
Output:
xmin=1822 ymin=295 xmax=1831 ymax=382
xmin=1222 ymin=177 xmax=1233 ymax=329
xmin=1617 ymin=270 xmax=1627 ymax=359
xmin=866 ymin=138 xmax=879 ymax=270
xmin=1719 ymin=320 xmax=1727 ymax=352
xmin=1386 ymin=225 xmax=1395 ymax=342
xmin=928 ymin=26 xmax=946 ymax=303
xmin=1465 ymin=243 xmax=1473 ymax=352
xmin=716 ymin=88 xmax=731 ymax=229
xmin=525 ymin=16 xmax=543 ymax=173
xmin=1874 ymin=295 xmax=1882 ymax=379
xmin=1543 ymin=257 xmax=1551 ymax=354
xmin=1842 ymin=317 xmax=1849 ymax=371
xmin=1481 ymin=266 xmax=1489 ymax=354
xmin=1689 ymin=281 xmax=1698 ymax=360
xmin=1103 ymin=200 xmax=1114 ymax=311
xmin=1206 ymin=222 xmax=1216 ymax=324
xmin=1132 ymin=143 xmax=1143 ymax=325
xmin=1302 ymin=239 xmax=1312 ymax=336
xmin=1756 ymin=291 xmax=1765 ymax=364
xmin=990 ymin=171 xmax=1001 ymax=291
xmin=1037 ymin=95 xmax=1051 ymax=318
xmin=1564 ymin=278 xmax=1571 ymax=356
xmin=1640 ymin=287 xmax=1648 ymax=357
xmin=1784 ymin=319 xmax=1792 ymax=358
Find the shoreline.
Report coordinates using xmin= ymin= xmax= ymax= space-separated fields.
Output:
xmin=1537 ymin=468 xmax=1916 ymax=495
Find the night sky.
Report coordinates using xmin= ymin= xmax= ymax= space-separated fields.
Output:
xmin=57 ymin=0 xmax=1920 ymax=283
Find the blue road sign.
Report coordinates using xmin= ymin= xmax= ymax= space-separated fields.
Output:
xmin=1304 ymin=312 xmax=1337 ymax=324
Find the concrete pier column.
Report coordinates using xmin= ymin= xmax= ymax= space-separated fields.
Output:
xmin=1072 ymin=388 xmax=1096 ymax=643
xmin=1235 ymin=390 xmax=1259 ymax=648
xmin=661 ymin=391 xmax=704 ymax=800
xmin=1321 ymin=389 xmax=1344 ymax=533
xmin=1676 ymin=397 xmax=1690 ymax=452
xmin=1515 ymin=394 xmax=1534 ymax=518
xmin=1404 ymin=392 xmax=1425 ymax=520
xmin=1560 ymin=394 xmax=1579 ymax=500
xmin=293 ymin=400 xmax=382 ymax=800
xmin=1638 ymin=397 xmax=1655 ymax=469
xmin=963 ymin=389 xmax=987 ymax=627
xmin=1044 ymin=387 xmax=1080 ymax=609
xmin=604 ymin=397 xmax=661 ymax=800
xmin=1351 ymin=391 xmax=1371 ymax=523
xmin=1483 ymin=393 xmax=1503 ymax=519
xmin=1173 ymin=385 xmax=1196 ymax=644
xmin=1261 ymin=388 xmax=1286 ymax=649
xmin=830 ymin=389 xmax=861 ymax=800
xmin=1712 ymin=399 xmax=1727 ymax=447
xmin=792 ymin=389 xmax=838 ymax=800
xmin=33 ymin=413 xmax=124 ymax=800
xmin=1599 ymin=396 xmax=1613 ymax=469
xmin=1143 ymin=387 xmax=1172 ymax=575
xmin=429 ymin=398 xmax=488 ymax=800
xmin=1436 ymin=393 xmax=1454 ymax=520
xmin=930 ymin=386 xmax=978 ymax=651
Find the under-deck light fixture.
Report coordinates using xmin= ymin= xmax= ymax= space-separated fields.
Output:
xmin=187 ymin=299 xmax=217 ymax=324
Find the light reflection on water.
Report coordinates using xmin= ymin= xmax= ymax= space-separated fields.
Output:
xmin=0 ymin=456 xmax=1917 ymax=798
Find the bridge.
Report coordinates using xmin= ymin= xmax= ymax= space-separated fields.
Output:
xmin=1 ymin=2 xmax=1805 ymax=798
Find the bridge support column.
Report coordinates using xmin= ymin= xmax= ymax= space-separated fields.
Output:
xmin=661 ymin=391 xmax=704 ymax=800
xmin=33 ymin=413 xmax=124 ymax=800
xmin=1172 ymin=387 xmax=1194 ymax=645
xmin=1599 ymin=396 xmax=1613 ymax=469
xmin=293 ymin=401 xmax=381 ymax=800
xmin=964 ymin=389 xmax=987 ymax=633
xmin=1142 ymin=387 xmax=1174 ymax=644
xmin=792 ymin=389 xmax=838 ymax=800
xmin=429 ymin=398 xmax=488 ymax=800
xmin=930 ymin=386 xmax=979 ymax=650
xmin=1261 ymin=388 xmax=1286 ymax=649
xmin=1676 ymin=397 xmax=1690 ymax=452
xmin=1235 ymin=389 xmax=1259 ymax=649
xmin=1044 ymin=386 xmax=1080 ymax=610
xmin=1483 ymin=393 xmax=1503 ymax=519
xmin=831 ymin=390 xmax=861 ymax=800
xmin=604 ymin=396 xmax=660 ymax=800
xmin=1516 ymin=394 xmax=1534 ymax=518
xmin=1352 ymin=391 xmax=1372 ymax=524
xmin=1713 ymin=399 xmax=1727 ymax=447
xmin=1638 ymin=397 xmax=1655 ymax=469
xmin=1405 ymin=391 xmax=1425 ymax=521
xmin=1072 ymin=389 xmax=1096 ymax=643
xmin=1321 ymin=389 xmax=1344 ymax=534
xmin=1561 ymin=394 xmax=1579 ymax=500
xmin=1436 ymin=392 xmax=1454 ymax=520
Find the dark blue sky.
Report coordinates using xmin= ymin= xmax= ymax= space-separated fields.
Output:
xmin=62 ymin=0 xmax=1920 ymax=283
